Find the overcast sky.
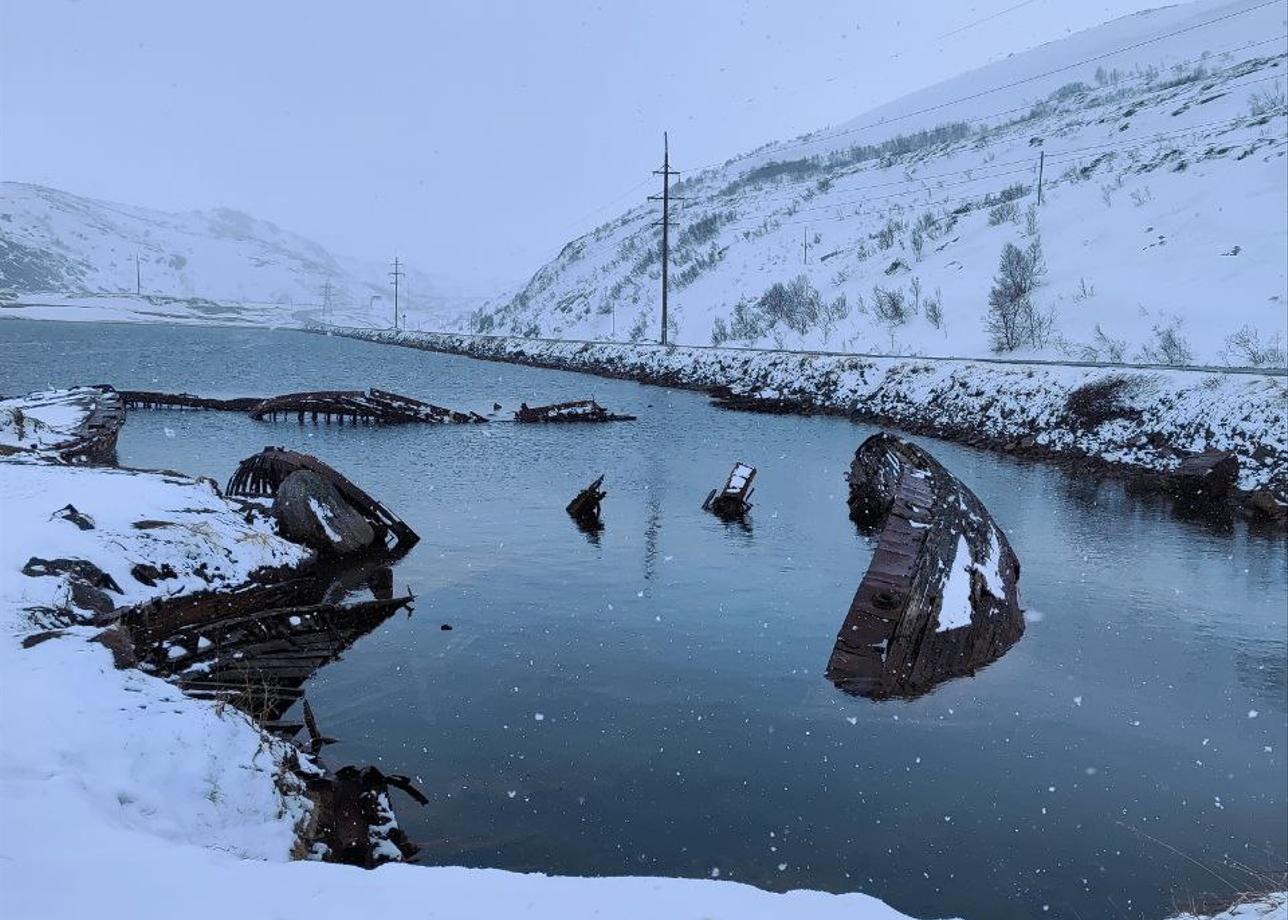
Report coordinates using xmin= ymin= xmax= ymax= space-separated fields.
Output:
xmin=2 ymin=0 xmax=1163 ymax=294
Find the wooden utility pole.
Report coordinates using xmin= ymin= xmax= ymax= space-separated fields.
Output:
xmin=389 ymin=256 xmax=405 ymax=331
xmin=649 ymin=132 xmax=681 ymax=346
xmin=1036 ymin=150 xmax=1045 ymax=206
xmin=803 ymin=227 xmax=809 ymax=264
xmin=135 ymin=253 xmax=141 ymax=295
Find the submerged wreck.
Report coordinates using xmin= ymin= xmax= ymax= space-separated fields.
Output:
xmin=703 ymin=461 xmax=756 ymax=519
xmin=121 ymin=386 xmax=485 ymax=425
xmin=827 ymin=433 xmax=1024 ymax=699
xmin=514 ymin=399 xmax=635 ymax=423
xmin=0 ymin=385 xmax=125 ymax=464
xmin=566 ymin=474 xmax=607 ymax=528
xmin=227 ymin=447 xmax=420 ymax=553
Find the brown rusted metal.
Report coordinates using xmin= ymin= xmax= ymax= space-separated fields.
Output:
xmin=703 ymin=461 xmax=756 ymax=518
xmin=514 ymin=399 xmax=636 ymax=423
xmin=226 ymin=447 xmax=419 ymax=551
xmin=828 ymin=433 xmax=1023 ymax=700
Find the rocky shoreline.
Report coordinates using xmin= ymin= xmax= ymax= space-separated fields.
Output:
xmin=325 ymin=329 xmax=1288 ymax=523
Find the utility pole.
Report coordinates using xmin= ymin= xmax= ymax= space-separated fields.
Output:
xmin=649 ymin=132 xmax=681 ymax=346
xmin=803 ymin=227 xmax=809 ymax=265
xmin=322 ymin=278 xmax=333 ymax=324
xmin=1036 ymin=150 xmax=1045 ymax=206
xmin=135 ymin=253 xmax=141 ymax=295
xmin=389 ymin=256 xmax=405 ymax=331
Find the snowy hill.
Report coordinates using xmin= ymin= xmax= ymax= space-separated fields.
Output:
xmin=467 ymin=0 xmax=1288 ymax=367
xmin=0 ymin=182 xmax=476 ymax=328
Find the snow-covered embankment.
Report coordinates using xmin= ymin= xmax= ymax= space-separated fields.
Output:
xmin=329 ymin=328 xmax=1288 ymax=507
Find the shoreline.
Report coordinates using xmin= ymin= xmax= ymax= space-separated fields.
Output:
xmin=0 ymin=386 xmax=952 ymax=920
xmin=318 ymin=327 xmax=1288 ymax=522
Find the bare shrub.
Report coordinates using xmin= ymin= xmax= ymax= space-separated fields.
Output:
xmin=1078 ymin=323 xmax=1126 ymax=362
xmin=988 ymin=200 xmax=1020 ymax=226
xmin=1065 ymin=375 xmax=1142 ymax=426
xmin=1222 ymin=324 xmax=1287 ymax=368
xmin=924 ymin=287 xmax=944 ymax=330
xmin=1138 ymin=319 xmax=1194 ymax=365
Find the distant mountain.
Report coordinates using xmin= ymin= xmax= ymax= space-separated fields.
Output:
xmin=0 ymin=182 xmax=477 ymax=328
xmin=466 ymin=0 xmax=1287 ymax=366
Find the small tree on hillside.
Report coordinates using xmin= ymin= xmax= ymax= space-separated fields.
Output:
xmin=986 ymin=240 xmax=1047 ymax=352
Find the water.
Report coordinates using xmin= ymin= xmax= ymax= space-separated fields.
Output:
xmin=3 ymin=319 xmax=1284 ymax=920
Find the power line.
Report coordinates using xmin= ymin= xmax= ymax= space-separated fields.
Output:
xmin=682 ymin=1 xmax=1282 ymax=174
xmin=936 ymin=0 xmax=1047 ymax=41
xmin=676 ymin=42 xmax=1286 ymax=209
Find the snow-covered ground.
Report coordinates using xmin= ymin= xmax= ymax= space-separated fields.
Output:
xmin=0 ymin=182 xmax=477 ymax=329
xmin=336 ymin=328 xmax=1288 ymax=499
xmin=1169 ymin=893 xmax=1288 ymax=919
xmin=0 ymin=396 xmax=944 ymax=920
xmin=467 ymin=0 xmax=1287 ymax=368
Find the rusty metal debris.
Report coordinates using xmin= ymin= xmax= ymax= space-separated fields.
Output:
xmin=703 ymin=461 xmax=756 ymax=519
xmin=514 ymin=399 xmax=635 ymax=423
xmin=227 ymin=447 xmax=419 ymax=552
xmin=566 ymin=474 xmax=607 ymax=527
xmin=827 ymin=432 xmax=1023 ymax=700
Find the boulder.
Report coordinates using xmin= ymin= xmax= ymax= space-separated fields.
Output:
xmin=271 ymin=470 xmax=375 ymax=555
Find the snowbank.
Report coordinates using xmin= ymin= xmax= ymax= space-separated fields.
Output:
xmin=333 ymin=329 xmax=1288 ymax=498
xmin=1168 ymin=892 xmax=1288 ymax=919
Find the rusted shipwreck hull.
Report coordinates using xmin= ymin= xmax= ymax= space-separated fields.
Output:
xmin=514 ymin=399 xmax=635 ymax=423
xmin=249 ymin=388 xmax=486 ymax=424
xmin=122 ymin=386 xmax=485 ymax=425
xmin=227 ymin=447 xmax=419 ymax=552
xmin=0 ymin=385 xmax=125 ymax=464
xmin=138 ymin=592 xmax=411 ymax=725
xmin=828 ymin=433 xmax=1023 ymax=699
xmin=120 ymin=390 xmax=264 ymax=412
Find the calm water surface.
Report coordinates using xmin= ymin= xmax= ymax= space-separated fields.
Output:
xmin=3 ymin=319 xmax=1285 ymax=920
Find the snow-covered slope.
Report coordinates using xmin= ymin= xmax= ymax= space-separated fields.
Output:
xmin=467 ymin=0 xmax=1288 ymax=367
xmin=0 ymin=182 xmax=476 ymax=328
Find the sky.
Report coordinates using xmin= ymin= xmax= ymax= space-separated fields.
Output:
xmin=1 ymin=0 xmax=1169 ymax=296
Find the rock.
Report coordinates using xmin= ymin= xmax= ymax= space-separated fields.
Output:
xmin=51 ymin=504 xmax=95 ymax=530
xmin=272 ymin=470 xmax=375 ymax=555
xmin=90 ymin=626 xmax=137 ymax=669
xmin=68 ymin=580 xmax=115 ymax=617
xmin=21 ymin=557 xmax=122 ymax=593
xmin=1245 ymin=489 xmax=1287 ymax=521
xmin=130 ymin=562 xmax=178 ymax=587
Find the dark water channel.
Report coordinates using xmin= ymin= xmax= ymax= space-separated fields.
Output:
xmin=3 ymin=319 xmax=1284 ymax=920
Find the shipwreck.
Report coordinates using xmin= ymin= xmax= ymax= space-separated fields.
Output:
xmin=514 ymin=399 xmax=635 ymax=423
xmin=827 ymin=433 xmax=1024 ymax=699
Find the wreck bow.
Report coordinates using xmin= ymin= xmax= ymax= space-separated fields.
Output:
xmin=828 ymin=432 xmax=1024 ymax=699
